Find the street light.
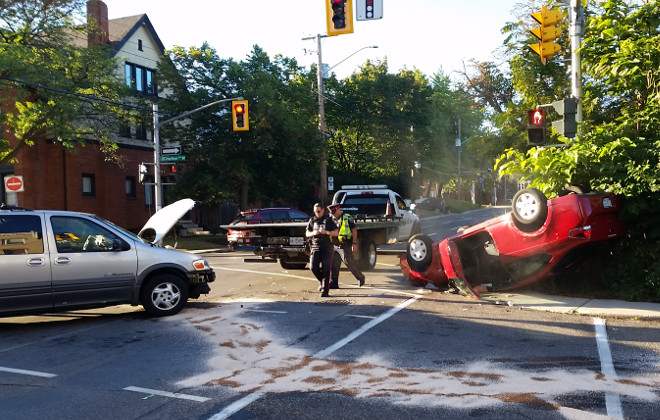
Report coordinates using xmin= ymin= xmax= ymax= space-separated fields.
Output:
xmin=303 ymin=35 xmax=378 ymax=203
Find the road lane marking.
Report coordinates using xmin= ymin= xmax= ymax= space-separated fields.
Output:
xmin=207 ymin=295 xmax=421 ymax=420
xmin=124 ymin=386 xmax=210 ymax=402
xmin=0 ymin=366 xmax=57 ymax=378
xmin=593 ymin=318 xmax=623 ymax=420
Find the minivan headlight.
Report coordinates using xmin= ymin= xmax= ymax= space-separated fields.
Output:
xmin=192 ymin=259 xmax=211 ymax=271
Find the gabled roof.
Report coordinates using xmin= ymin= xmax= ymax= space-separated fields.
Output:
xmin=108 ymin=14 xmax=165 ymax=56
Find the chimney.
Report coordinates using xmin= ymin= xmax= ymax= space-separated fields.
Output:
xmin=87 ymin=0 xmax=109 ymax=45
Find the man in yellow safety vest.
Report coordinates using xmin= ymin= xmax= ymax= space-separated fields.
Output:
xmin=328 ymin=203 xmax=365 ymax=288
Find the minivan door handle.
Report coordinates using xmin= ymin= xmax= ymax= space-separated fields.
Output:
xmin=54 ymin=257 xmax=71 ymax=265
xmin=26 ymin=258 xmax=45 ymax=267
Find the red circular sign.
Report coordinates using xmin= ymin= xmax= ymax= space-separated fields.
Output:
xmin=5 ymin=176 xmax=23 ymax=192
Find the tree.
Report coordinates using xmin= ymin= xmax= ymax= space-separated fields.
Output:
xmin=158 ymin=44 xmax=319 ymax=209
xmin=497 ymin=0 xmax=660 ymax=300
xmin=0 ymin=0 xmax=132 ymax=167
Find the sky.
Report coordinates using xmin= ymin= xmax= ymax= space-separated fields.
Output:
xmin=104 ymin=0 xmax=528 ymax=80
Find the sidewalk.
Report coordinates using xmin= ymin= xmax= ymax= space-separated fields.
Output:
xmin=480 ymin=292 xmax=660 ymax=320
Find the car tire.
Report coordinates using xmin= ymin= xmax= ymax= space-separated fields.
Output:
xmin=558 ymin=185 xmax=584 ymax=196
xmin=359 ymin=240 xmax=377 ymax=270
xmin=280 ymin=260 xmax=307 ymax=270
xmin=406 ymin=234 xmax=433 ymax=273
xmin=141 ymin=274 xmax=189 ymax=317
xmin=512 ymin=188 xmax=548 ymax=231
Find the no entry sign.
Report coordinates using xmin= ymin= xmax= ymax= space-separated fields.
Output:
xmin=4 ymin=175 xmax=24 ymax=192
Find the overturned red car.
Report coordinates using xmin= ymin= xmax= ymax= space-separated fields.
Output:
xmin=400 ymin=188 xmax=624 ymax=298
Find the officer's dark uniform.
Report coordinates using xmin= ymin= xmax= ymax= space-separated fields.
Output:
xmin=329 ymin=206 xmax=365 ymax=288
xmin=307 ymin=210 xmax=338 ymax=296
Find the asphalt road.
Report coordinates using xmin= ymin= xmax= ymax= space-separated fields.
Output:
xmin=1 ymin=207 xmax=659 ymax=419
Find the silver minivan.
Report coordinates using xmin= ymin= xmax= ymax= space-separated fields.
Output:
xmin=0 ymin=199 xmax=215 ymax=317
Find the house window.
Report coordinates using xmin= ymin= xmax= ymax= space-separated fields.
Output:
xmin=82 ymin=174 xmax=95 ymax=197
xmin=125 ymin=176 xmax=136 ymax=198
xmin=119 ymin=121 xmax=131 ymax=138
xmin=135 ymin=118 xmax=148 ymax=140
xmin=144 ymin=184 xmax=153 ymax=207
xmin=138 ymin=39 xmax=143 ymax=51
xmin=125 ymin=63 xmax=156 ymax=96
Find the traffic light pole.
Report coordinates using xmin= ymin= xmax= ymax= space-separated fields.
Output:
xmin=569 ymin=0 xmax=584 ymax=125
xmin=152 ymin=97 xmax=242 ymax=212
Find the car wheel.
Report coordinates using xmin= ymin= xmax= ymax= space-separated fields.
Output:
xmin=359 ymin=240 xmax=377 ymax=270
xmin=512 ymin=188 xmax=548 ymax=231
xmin=141 ymin=274 xmax=189 ymax=317
xmin=280 ymin=260 xmax=307 ymax=270
xmin=558 ymin=185 xmax=584 ymax=196
xmin=406 ymin=234 xmax=433 ymax=273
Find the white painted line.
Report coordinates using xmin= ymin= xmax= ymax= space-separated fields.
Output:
xmin=345 ymin=315 xmax=377 ymax=319
xmin=124 ymin=386 xmax=210 ymax=402
xmin=0 ymin=366 xmax=57 ymax=378
xmin=208 ymin=390 xmax=266 ymax=420
xmin=315 ymin=295 xmax=420 ymax=358
xmin=593 ymin=318 xmax=623 ymax=419
xmin=207 ymin=295 xmax=421 ymax=420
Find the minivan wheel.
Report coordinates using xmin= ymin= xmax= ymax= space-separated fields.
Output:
xmin=142 ymin=274 xmax=189 ymax=317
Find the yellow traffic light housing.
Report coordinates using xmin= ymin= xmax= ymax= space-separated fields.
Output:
xmin=529 ymin=5 xmax=563 ymax=65
xmin=326 ymin=0 xmax=354 ymax=37
xmin=232 ymin=100 xmax=249 ymax=131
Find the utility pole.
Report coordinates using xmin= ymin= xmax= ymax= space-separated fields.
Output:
xmin=152 ymin=97 xmax=242 ymax=212
xmin=456 ymin=116 xmax=462 ymax=206
xmin=316 ymin=33 xmax=328 ymax=203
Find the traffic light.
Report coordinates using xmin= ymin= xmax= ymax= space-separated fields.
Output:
xmin=231 ymin=100 xmax=249 ymax=131
xmin=356 ymin=0 xmax=383 ymax=20
xmin=529 ymin=5 xmax=563 ymax=65
xmin=551 ymin=97 xmax=577 ymax=138
xmin=527 ymin=108 xmax=546 ymax=145
xmin=326 ymin=0 xmax=354 ymax=36
xmin=138 ymin=163 xmax=148 ymax=184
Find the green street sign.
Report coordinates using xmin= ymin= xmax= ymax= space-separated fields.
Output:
xmin=161 ymin=155 xmax=186 ymax=162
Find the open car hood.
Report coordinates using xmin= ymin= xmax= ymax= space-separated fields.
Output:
xmin=138 ymin=198 xmax=196 ymax=243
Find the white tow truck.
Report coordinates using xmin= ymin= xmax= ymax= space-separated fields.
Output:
xmin=331 ymin=185 xmax=421 ymax=269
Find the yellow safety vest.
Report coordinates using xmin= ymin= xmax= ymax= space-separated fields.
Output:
xmin=338 ymin=213 xmax=353 ymax=243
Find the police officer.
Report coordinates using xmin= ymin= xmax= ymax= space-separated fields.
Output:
xmin=328 ymin=203 xmax=365 ymax=288
xmin=306 ymin=203 xmax=338 ymax=297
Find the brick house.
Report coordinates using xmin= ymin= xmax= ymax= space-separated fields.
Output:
xmin=1 ymin=0 xmax=169 ymax=230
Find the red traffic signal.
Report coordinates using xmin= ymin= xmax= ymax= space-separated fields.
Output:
xmin=231 ymin=100 xmax=249 ymax=131
xmin=527 ymin=108 xmax=546 ymax=145
xmin=326 ymin=0 xmax=354 ymax=36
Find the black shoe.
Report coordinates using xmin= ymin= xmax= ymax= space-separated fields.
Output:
xmin=320 ymin=292 xmax=329 ymax=297
xmin=359 ymin=277 xmax=365 ymax=287
xmin=329 ymin=283 xmax=339 ymax=289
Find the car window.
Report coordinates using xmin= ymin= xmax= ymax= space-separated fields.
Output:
xmin=50 ymin=216 xmax=120 ymax=253
xmin=395 ymin=195 xmax=407 ymax=210
xmin=0 ymin=214 xmax=44 ymax=255
xmin=288 ymin=210 xmax=309 ymax=219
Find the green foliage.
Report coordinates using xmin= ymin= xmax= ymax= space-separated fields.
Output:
xmin=158 ymin=44 xmax=319 ymax=209
xmin=496 ymin=0 xmax=660 ymax=301
xmin=0 ymin=0 xmax=131 ymax=166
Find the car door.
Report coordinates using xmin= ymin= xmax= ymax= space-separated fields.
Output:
xmin=0 ymin=213 xmax=52 ymax=315
xmin=47 ymin=214 xmax=138 ymax=310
